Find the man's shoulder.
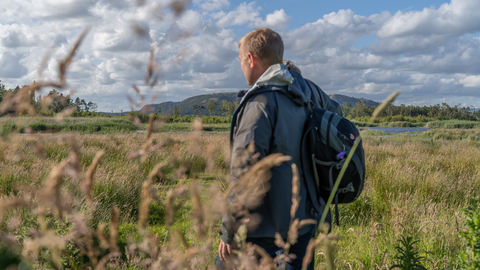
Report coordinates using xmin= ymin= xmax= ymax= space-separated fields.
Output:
xmin=240 ymin=86 xmax=283 ymax=105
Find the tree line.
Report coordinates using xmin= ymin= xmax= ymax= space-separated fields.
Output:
xmin=342 ymin=100 xmax=480 ymax=122
xmin=155 ymin=100 xmax=240 ymax=118
xmin=0 ymin=81 xmax=98 ymax=116
xmin=2 ymin=80 xmax=479 ymax=122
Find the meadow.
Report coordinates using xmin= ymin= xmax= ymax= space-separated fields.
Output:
xmin=2 ymin=3 xmax=478 ymax=269
xmin=2 ymin=116 xmax=480 ymax=135
xmin=0 ymin=117 xmax=230 ymax=135
xmin=0 ymin=125 xmax=479 ymax=269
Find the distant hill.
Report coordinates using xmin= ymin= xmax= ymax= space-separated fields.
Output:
xmin=141 ymin=92 xmax=380 ymax=116
xmin=330 ymin=94 xmax=380 ymax=107
xmin=141 ymin=92 xmax=240 ymax=115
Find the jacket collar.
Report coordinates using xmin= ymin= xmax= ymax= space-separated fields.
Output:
xmin=240 ymin=64 xmax=293 ymax=104
xmin=240 ymin=63 xmax=308 ymax=106
xmin=251 ymin=63 xmax=294 ymax=89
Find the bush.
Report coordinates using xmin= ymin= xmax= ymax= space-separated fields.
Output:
xmin=390 ymin=236 xmax=427 ymax=270
xmin=28 ymin=122 xmax=48 ymax=131
xmin=456 ymin=197 xmax=480 ymax=269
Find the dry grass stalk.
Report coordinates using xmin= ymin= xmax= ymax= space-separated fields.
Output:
xmin=150 ymin=76 xmax=158 ymax=88
xmin=150 ymin=90 xmax=160 ymax=102
xmin=132 ymin=23 xmax=149 ymax=37
xmin=127 ymin=137 xmax=172 ymax=160
xmin=145 ymin=46 xmax=159 ymax=89
xmin=43 ymin=158 xmax=71 ymax=219
xmin=0 ymin=85 xmax=37 ymax=116
xmin=371 ymin=90 xmax=400 ymax=122
xmin=170 ymin=0 xmax=190 ymax=16
xmin=145 ymin=113 xmax=155 ymax=142
xmin=133 ymin=84 xmax=141 ymax=94
xmin=97 ymin=224 xmax=110 ymax=249
xmin=139 ymin=162 xmax=164 ymax=231
xmin=191 ymin=177 xmax=206 ymax=237
xmin=58 ymin=26 xmax=91 ymax=86
xmin=290 ymin=163 xmax=300 ymax=223
xmin=54 ymin=106 xmax=77 ymax=122
xmin=95 ymin=251 xmax=121 ymax=270
xmin=0 ymin=198 xmax=30 ymax=222
xmin=176 ymin=228 xmax=190 ymax=249
xmin=109 ymin=205 xmax=120 ymax=252
xmin=37 ymin=46 xmax=55 ymax=77
xmin=205 ymin=140 xmax=217 ymax=174
xmin=231 ymin=141 xmax=258 ymax=175
xmin=127 ymin=96 xmax=138 ymax=111
xmin=83 ymin=150 xmax=105 ymax=208
xmin=62 ymin=134 xmax=81 ymax=178
xmin=165 ymin=180 xmax=188 ymax=226
xmin=127 ymin=114 xmax=168 ymax=162
xmin=253 ymin=244 xmax=276 ymax=270
xmin=287 ymin=219 xmax=317 ymax=250
xmin=22 ymin=230 xmax=69 ymax=269
xmin=27 ymin=139 xmax=46 ymax=159
xmin=189 ymin=119 xmax=203 ymax=156
xmin=301 ymin=234 xmax=327 ymax=270
xmin=228 ymin=153 xmax=291 ymax=213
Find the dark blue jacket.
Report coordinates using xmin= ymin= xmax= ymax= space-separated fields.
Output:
xmin=221 ymin=64 xmax=332 ymax=244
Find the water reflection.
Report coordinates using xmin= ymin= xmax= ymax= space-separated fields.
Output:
xmin=363 ymin=127 xmax=429 ymax=133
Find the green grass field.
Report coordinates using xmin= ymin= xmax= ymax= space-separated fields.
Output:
xmin=0 ymin=128 xmax=478 ymax=269
xmin=2 ymin=117 xmax=479 ymax=137
xmin=0 ymin=117 xmax=230 ymax=135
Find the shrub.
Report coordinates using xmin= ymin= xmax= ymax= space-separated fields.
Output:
xmin=456 ymin=197 xmax=480 ymax=269
xmin=390 ymin=235 xmax=427 ymax=270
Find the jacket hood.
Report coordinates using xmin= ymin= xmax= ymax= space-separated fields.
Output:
xmin=241 ymin=64 xmax=309 ymax=106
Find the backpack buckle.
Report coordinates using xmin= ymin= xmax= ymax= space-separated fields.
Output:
xmin=337 ymin=182 xmax=355 ymax=193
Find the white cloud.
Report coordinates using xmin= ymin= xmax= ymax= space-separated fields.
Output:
xmin=0 ymin=24 xmax=68 ymax=48
xmin=285 ymin=9 xmax=390 ymax=57
xmin=252 ymin=9 xmax=291 ymax=30
xmin=214 ymin=2 xmax=260 ymax=28
xmin=92 ymin=27 xmax=152 ymax=52
xmin=364 ymin=70 xmax=416 ymax=85
xmin=2 ymin=0 xmax=480 ymax=111
xmin=194 ymin=0 xmax=229 ymax=12
xmin=461 ymin=75 xmax=480 ymax=87
xmin=378 ymin=0 xmax=480 ymax=38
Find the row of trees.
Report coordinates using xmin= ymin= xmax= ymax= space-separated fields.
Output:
xmin=342 ymin=101 xmax=480 ymax=121
xmin=193 ymin=100 xmax=240 ymax=117
xmin=0 ymin=81 xmax=98 ymax=116
xmin=3 ymin=80 xmax=479 ymax=121
xmin=155 ymin=100 xmax=240 ymax=118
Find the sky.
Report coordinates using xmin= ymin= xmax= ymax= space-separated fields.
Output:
xmin=1 ymin=0 xmax=480 ymax=112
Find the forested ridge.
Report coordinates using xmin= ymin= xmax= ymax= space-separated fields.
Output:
xmin=1 ymin=80 xmax=479 ymax=121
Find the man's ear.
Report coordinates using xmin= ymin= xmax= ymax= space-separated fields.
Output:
xmin=247 ymin=53 xmax=256 ymax=68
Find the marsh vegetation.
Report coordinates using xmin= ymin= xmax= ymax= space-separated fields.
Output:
xmin=0 ymin=129 xmax=479 ymax=269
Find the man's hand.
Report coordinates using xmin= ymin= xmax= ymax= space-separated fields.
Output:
xmin=218 ymin=239 xmax=232 ymax=261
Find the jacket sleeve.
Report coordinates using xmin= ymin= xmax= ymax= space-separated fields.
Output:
xmin=221 ymin=93 xmax=275 ymax=244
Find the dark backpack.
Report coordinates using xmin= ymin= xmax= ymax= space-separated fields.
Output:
xmin=301 ymin=105 xmax=365 ymax=225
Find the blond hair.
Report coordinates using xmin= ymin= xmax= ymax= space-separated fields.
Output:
xmin=239 ymin=28 xmax=283 ymax=66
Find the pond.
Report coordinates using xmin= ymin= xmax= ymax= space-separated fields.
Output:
xmin=363 ymin=127 xmax=429 ymax=133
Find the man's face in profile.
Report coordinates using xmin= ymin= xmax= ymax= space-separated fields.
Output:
xmin=239 ymin=46 xmax=254 ymax=86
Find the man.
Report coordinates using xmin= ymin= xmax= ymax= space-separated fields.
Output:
xmin=217 ymin=28 xmax=329 ymax=269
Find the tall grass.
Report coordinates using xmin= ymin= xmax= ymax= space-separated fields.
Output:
xmin=0 ymin=131 xmax=478 ymax=268
xmin=0 ymin=5 xmax=477 ymax=268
